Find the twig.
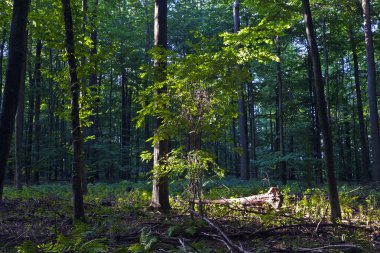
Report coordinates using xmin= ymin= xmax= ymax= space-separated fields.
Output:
xmin=187 ymin=208 xmax=250 ymax=253
xmin=313 ymin=204 xmax=329 ymax=235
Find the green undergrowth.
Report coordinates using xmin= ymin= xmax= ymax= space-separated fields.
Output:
xmin=2 ymin=179 xmax=380 ymax=252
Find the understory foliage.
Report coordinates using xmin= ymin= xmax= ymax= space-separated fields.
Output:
xmin=0 ymin=181 xmax=378 ymax=252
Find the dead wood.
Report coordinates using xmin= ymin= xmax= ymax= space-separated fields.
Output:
xmin=202 ymin=187 xmax=283 ymax=209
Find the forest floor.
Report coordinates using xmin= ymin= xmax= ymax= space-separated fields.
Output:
xmin=0 ymin=179 xmax=379 ymax=252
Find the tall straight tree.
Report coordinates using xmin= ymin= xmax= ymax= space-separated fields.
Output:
xmin=361 ymin=0 xmax=380 ymax=182
xmin=151 ymin=0 xmax=170 ymax=212
xmin=33 ymin=39 xmax=42 ymax=184
xmin=302 ymin=0 xmax=341 ymax=221
xmin=61 ymin=0 xmax=85 ymax=220
xmin=0 ymin=0 xmax=30 ymax=201
xmin=234 ymin=0 xmax=249 ymax=180
xmin=349 ymin=28 xmax=370 ymax=180
xmin=275 ymin=36 xmax=286 ymax=185
xmin=0 ymin=29 xmax=7 ymax=109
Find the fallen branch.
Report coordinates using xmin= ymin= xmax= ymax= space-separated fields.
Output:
xmin=202 ymin=187 xmax=283 ymax=209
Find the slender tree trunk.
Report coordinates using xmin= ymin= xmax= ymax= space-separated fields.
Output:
xmin=234 ymin=0 xmax=249 ymax=180
xmin=322 ymin=17 xmax=330 ymax=119
xmin=25 ymin=46 xmax=34 ymax=185
xmin=302 ymin=0 xmax=341 ymax=221
xmin=0 ymin=0 xmax=30 ymax=201
xmin=121 ymin=67 xmax=128 ymax=179
xmin=350 ymin=28 xmax=370 ymax=181
xmin=248 ymin=81 xmax=257 ymax=178
xmin=151 ymin=0 xmax=170 ymax=212
xmin=0 ymin=29 xmax=7 ymax=111
xmin=107 ymin=67 xmax=113 ymax=180
xmin=275 ymin=36 xmax=286 ymax=184
xmin=33 ymin=39 xmax=42 ymax=184
xmin=15 ymin=33 xmax=28 ymax=190
xmin=361 ymin=0 xmax=380 ymax=182
xmin=61 ymin=0 xmax=85 ymax=220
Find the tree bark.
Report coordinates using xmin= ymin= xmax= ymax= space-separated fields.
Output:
xmin=350 ymin=28 xmax=370 ymax=181
xmin=275 ymin=36 xmax=286 ymax=185
xmin=0 ymin=29 xmax=7 ymax=111
xmin=61 ymin=0 xmax=85 ymax=220
xmin=33 ymin=39 xmax=42 ymax=184
xmin=361 ymin=0 xmax=380 ymax=182
xmin=15 ymin=32 xmax=28 ymax=190
xmin=151 ymin=0 xmax=170 ymax=212
xmin=234 ymin=0 xmax=249 ymax=180
xmin=0 ymin=0 xmax=30 ymax=201
xmin=302 ymin=0 xmax=341 ymax=221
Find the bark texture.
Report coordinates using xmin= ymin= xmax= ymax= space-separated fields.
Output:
xmin=62 ymin=0 xmax=85 ymax=220
xmin=0 ymin=0 xmax=30 ymax=201
xmin=302 ymin=0 xmax=341 ymax=221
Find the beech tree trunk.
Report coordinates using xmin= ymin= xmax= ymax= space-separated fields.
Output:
xmin=151 ymin=0 xmax=170 ymax=212
xmin=302 ymin=0 xmax=341 ymax=221
xmin=361 ymin=0 xmax=380 ymax=182
xmin=33 ymin=39 xmax=42 ymax=184
xmin=0 ymin=0 xmax=30 ymax=201
xmin=15 ymin=32 xmax=28 ymax=190
xmin=0 ymin=29 xmax=6 ymax=111
xmin=275 ymin=36 xmax=286 ymax=185
xmin=234 ymin=0 xmax=249 ymax=180
xmin=61 ymin=0 xmax=85 ymax=220
xmin=350 ymin=28 xmax=370 ymax=181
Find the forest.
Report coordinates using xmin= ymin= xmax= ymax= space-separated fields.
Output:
xmin=1 ymin=0 xmax=380 ymax=252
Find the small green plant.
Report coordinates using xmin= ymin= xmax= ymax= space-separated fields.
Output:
xmin=128 ymin=227 xmax=158 ymax=253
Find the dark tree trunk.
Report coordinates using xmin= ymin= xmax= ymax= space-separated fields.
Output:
xmin=302 ymin=0 xmax=341 ymax=221
xmin=15 ymin=32 xmax=28 ymax=190
xmin=61 ymin=0 xmax=85 ymax=220
xmin=25 ymin=45 xmax=34 ymax=185
xmin=33 ymin=39 xmax=42 ymax=184
xmin=120 ymin=67 xmax=129 ymax=179
xmin=362 ymin=0 xmax=380 ymax=182
xmin=248 ymin=80 xmax=257 ymax=178
xmin=322 ymin=17 xmax=330 ymax=119
xmin=350 ymin=28 xmax=370 ymax=181
xmin=275 ymin=36 xmax=286 ymax=185
xmin=0 ymin=0 xmax=30 ymax=201
xmin=151 ymin=0 xmax=170 ymax=212
xmin=0 ymin=29 xmax=7 ymax=111
xmin=234 ymin=0 xmax=249 ymax=180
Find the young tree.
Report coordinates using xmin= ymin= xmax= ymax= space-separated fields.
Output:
xmin=302 ymin=0 xmax=341 ymax=221
xmin=61 ymin=0 xmax=85 ymax=220
xmin=361 ymin=0 xmax=380 ymax=182
xmin=0 ymin=0 xmax=31 ymax=201
xmin=151 ymin=0 xmax=170 ymax=212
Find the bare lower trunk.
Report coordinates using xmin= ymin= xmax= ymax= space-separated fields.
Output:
xmin=0 ymin=0 xmax=30 ymax=201
xmin=303 ymin=0 xmax=341 ymax=221
xmin=62 ymin=0 xmax=85 ymax=220
xmin=362 ymin=0 xmax=380 ymax=182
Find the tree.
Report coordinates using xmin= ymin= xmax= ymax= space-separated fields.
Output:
xmin=234 ymin=0 xmax=249 ymax=180
xmin=302 ymin=0 xmax=341 ymax=221
xmin=61 ymin=0 xmax=85 ymax=220
xmin=361 ymin=0 xmax=380 ymax=182
xmin=151 ymin=0 xmax=170 ymax=212
xmin=0 ymin=0 xmax=31 ymax=201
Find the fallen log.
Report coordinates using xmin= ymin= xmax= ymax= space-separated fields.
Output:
xmin=202 ymin=187 xmax=283 ymax=209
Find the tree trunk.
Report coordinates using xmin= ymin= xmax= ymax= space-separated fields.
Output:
xmin=151 ymin=0 xmax=170 ymax=213
xmin=0 ymin=29 xmax=7 ymax=111
xmin=234 ymin=0 xmax=249 ymax=180
xmin=302 ymin=0 xmax=341 ymax=221
xmin=322 ymin=17 xmax=330 ymax=119
xmin=33 ymin=39 xmax=42 ymax=184
xmin=121 ymin=67 xmax=129 ymax=179
xmin=15 ymin=32 xmax=28 ymax=190
xmin=350 ymin=28 xmax=370 ymax=181
xmin=275 ymin=36 xmax=286 ymax=185
xmin=0 ymin=0 xmax=30 ymax=201
xmin=248 ymin=80 xmax=257 ymax=178
xmin=61 ymin=0 xmax=85 ymax=220
xmin=361 ymin=0 xmax=380 ymax=182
